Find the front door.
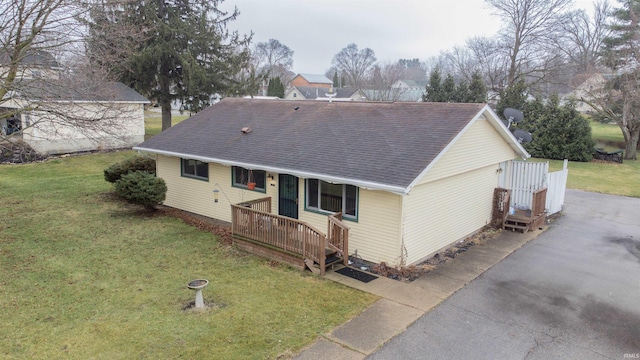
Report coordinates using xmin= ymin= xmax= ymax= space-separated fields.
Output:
xmin=278 ymin=174 xmax=299 ymax=219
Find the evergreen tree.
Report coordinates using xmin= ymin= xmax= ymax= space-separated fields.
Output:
xmin=422 ymin=67 xmax=443 ymax=102
xmin=86 ymin=0 xmax=252 ymax=131
xmin=453 ymin=80 xmax=469 ymax=103
xmin=519 ymin=96 xmax=594 ymax=161
xmin=496 ymin=78 xmax=529 ymax=118
xmin=333 ymin=71 xmax=339 ymax=87
xmin=441 ymin=74 xmax=457 ymax=102
xmin=467 ymin=71 xmax=487 ymax=103
xmin=267 ymin=78 xmax=275 ymax=96
xmin=267 ymin=77 xmax=285 ymax=98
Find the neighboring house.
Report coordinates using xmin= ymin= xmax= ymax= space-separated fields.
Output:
xmin=288 ymin=73 xmax=333 ymax=89
xmin=567 ymin=73 xmax=612 ymax=113
xmin=391 ymin=79 xmax=428 ymax=91
xmin=134 ymin=98 xmax=529 ymax=267
xmin=0 ymin=50 xmax=61 ymax=81
xmin=284 ymin=86 xmax=366 ymax=101
xmin=362 ymin=88 xmax=424 ymax=102
xmin=1 ymin=80 xmax=148 ymax=154
xmin=362 ymin=79 xmax=428 ymax=102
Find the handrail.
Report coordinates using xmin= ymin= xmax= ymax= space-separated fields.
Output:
xmin=327 ymin=213 xmax=350 ymax=266
xmin=532 ymin=188 xmax=547 ymax=216
xmin=236 ymin=197 xmax=271 ymax=213
xmin=231 ymin=203 xmax=326 ymax=270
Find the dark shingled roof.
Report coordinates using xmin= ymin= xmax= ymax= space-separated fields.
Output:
xmin=136 ymin=98 xmax=490 ymax=192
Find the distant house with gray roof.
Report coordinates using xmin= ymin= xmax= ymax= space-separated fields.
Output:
xmin=135 ymin=98 xmax=529 ymax=268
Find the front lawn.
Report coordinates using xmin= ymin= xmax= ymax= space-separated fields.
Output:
xmin=0 ymin=152 xmax=376 ymax=359
xmin=144 ymin=110 xmax=189 ymax=139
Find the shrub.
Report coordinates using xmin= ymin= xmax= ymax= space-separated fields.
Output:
xmin=114 ymin=171 xmax=167 ymax=209
xmin=519 ymin=96 xmax=594 ymax=162
xmin=104 ymin=156 xmax=156 ymax=183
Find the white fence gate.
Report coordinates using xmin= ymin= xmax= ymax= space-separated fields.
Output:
xmin=545 ymin=160 xmax=569 ymax=215
xmin=499 ymin=159 xmax=568 ymax=215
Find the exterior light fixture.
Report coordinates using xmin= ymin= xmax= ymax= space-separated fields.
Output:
xmin=267 ymin=174 xmax=274 ymax=181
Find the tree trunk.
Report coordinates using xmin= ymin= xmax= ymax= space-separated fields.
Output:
xmin=624 ymin=131 xmax=638 ymax=160
xmin=161 ymin=100 xmax=172 ymax=131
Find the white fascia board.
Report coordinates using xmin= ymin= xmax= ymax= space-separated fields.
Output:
xmin=403 ymin=105 xmax=530 ymax=194
xmin=483 ymin=105 xmax=530 ymax=159
xmin=404 ymin=109 xmax=484 ymax=193
xmin=133 ymin=146 xmax=409 ymax=195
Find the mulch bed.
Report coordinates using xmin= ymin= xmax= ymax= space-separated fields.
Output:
xmin=367 ymin=228 xmax=502 ymax=283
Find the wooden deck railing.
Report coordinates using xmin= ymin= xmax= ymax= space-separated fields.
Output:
xmin=532 ymin=188 xmax=547 ymax=217
xmin=237 ymin=197 xmax=271 ymax=213
xmin=327 ymin=213 xmax=349 ymax=267
xmin=491 ymin=188 xmax=512 ymax=229
xmin=231 ymin=198 xmax=350 ymax=275
xmin=231 ymin=202 xmax=327 ymax=272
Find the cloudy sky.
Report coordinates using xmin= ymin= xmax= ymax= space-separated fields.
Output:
xmin=222 ymin=0 xmax=598 ymax=75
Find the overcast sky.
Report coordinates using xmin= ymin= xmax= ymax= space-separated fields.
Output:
xmin=222 ymin=0 xmax=598 ymax=75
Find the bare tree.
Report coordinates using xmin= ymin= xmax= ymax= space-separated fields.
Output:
xmin=364 ymin=62 xmax=407 ymax=101
xmin=253 ymin=38 xmax=294 ymax=83
xmin=397 ymin=58 xmax=427 ymax=81
xmin=0 ymin=0 xmax=143 ymax=158
xmin=582 ymin=0 xmax=640 ymax=160
xmin=486 ymin=0 xmax=574 ymax=87
xmin=332 ymin=43 xmax=377 ymax=90
xmin=559 ymin=1 xmax=612 ymax=74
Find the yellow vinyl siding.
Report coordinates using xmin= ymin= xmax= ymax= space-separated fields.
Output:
xmin=402 ymin=165 xmax=499 ymax=265
xmin=419 ymin=119 xmax=517 ymax=184
xmin=157 ymin=155 xmax=279 ymax=222
xmin=298 ymin=186 xmax=403 ymax=265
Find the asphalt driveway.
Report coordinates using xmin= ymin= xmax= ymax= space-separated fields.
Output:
xmin=368 ymin=189 xmax=640 ymax=360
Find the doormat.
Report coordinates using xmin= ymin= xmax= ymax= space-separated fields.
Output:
xmin=335 ymin=267 xmax=378 ymax=283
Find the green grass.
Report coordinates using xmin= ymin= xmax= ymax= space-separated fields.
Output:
xmin=0 ymin=152 xmax=376 ymax=359
xmin=528 ymin=119 xmax=639 ymax=198
xmin=589 ymin=120 xmax=627 ymax=151
xmin=144 ymin=110 xmax=189 ymax=139
xmin=538 ymin=158 xmax=640 ymax=198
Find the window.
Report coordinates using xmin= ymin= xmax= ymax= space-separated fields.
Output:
xmin=181 ymin=158 xmax=208 ymax=180
xmin=232 ymin=167 xmax=266 ymax=191
xmin=306 ymin=179 xmax=358 ymax=221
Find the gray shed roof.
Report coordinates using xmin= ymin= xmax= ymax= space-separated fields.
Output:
xmin=135 ymin=98 xmax=522 ymax=193
xmin=15 ymin=80 xmax=149 ymax=103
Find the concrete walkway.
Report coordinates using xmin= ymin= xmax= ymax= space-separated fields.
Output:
xmin=293 ymin=228 xmax=545 ymax=359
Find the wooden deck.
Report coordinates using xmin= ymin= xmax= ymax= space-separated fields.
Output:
xmin=504 ymin=188 xmax=547 ymax=233
xmin=231 ymin=198 xmax=349 ymax=275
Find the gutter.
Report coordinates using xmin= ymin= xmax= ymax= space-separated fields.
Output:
xmin=133 ymin=146 xmax=409 ymax=195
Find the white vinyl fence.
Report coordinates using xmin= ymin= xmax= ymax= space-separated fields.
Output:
xmin=499 ymin=159 xmax=568 ymax=215
xmin=545 ymin=159 xmax=569 ymax=215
